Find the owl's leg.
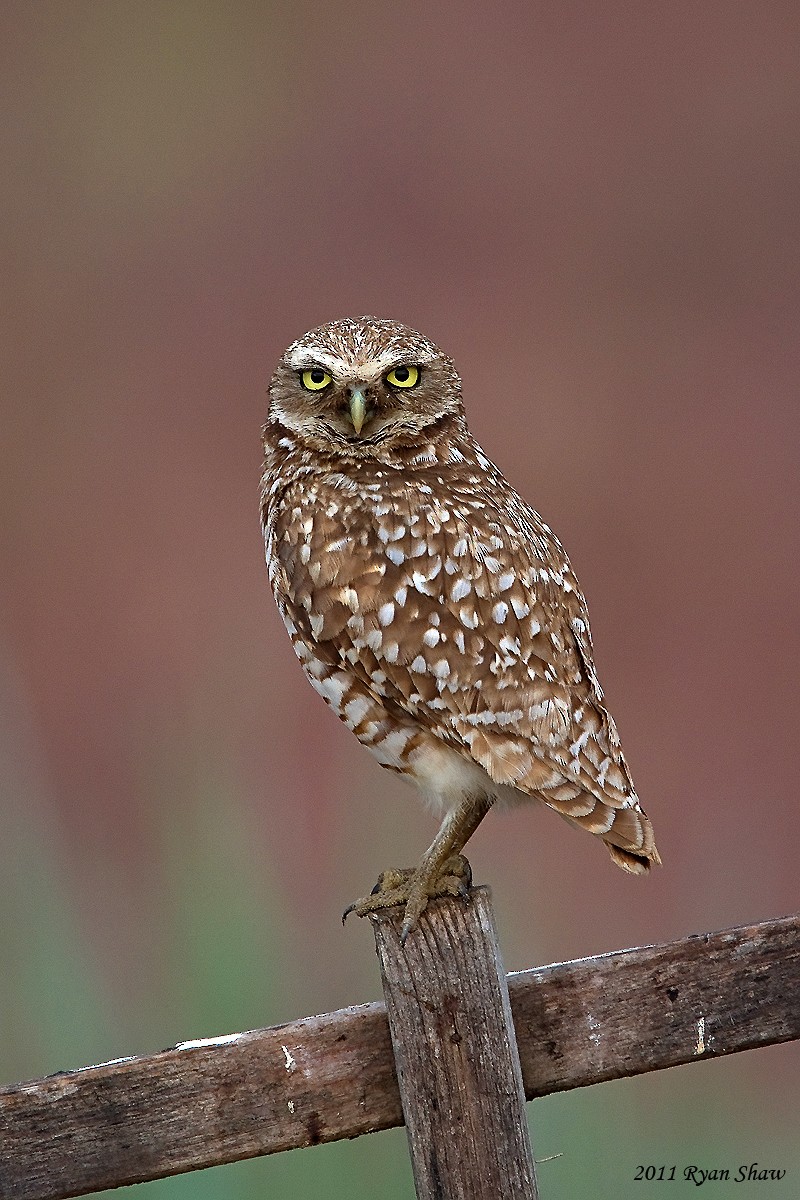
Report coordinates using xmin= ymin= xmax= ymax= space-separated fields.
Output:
xmin=343 ymin=793 xmax=493 ymax=943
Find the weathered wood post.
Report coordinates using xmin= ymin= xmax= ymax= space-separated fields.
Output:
xmin=371 ymin=887 xmax=539 ymax=1200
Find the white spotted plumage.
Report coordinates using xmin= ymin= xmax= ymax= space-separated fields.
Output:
xmin=262 ymin=317 xmax=660 ymax=885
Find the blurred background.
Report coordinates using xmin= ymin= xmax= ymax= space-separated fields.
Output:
xmin=1 ymin=2 xmax=798 ymax=1196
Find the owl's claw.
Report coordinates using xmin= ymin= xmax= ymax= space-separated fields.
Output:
xmin=342 ymin=855 xmax=473 ymax=943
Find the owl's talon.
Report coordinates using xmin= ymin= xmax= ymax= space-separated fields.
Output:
xmin=449 ymin=854 xmax=472 ymax=890
xmin=344 ymin=855 xmax=474 ymax=938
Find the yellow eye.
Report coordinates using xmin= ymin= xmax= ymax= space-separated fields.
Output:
xmin=386 ymin=364 xmax=420 ymax=389
xmin=301 ymin=368 xmax=332 ymax=391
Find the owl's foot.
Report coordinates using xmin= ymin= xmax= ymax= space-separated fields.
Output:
xmin=343 ymin=854 xmax=473 ymax=943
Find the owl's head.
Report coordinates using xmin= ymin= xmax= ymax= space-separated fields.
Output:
xmin=267 ymin=317 xmax=464 ymax=457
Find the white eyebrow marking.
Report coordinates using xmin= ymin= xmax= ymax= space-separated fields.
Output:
xmin=287 ymin=347 xmax=426 ymax=382
xmin=287 ymin=347 xmax=345 ymax=373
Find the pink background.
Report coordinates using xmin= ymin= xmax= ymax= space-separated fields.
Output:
xmin=2 ymin=4 xmax=797 ymax=1196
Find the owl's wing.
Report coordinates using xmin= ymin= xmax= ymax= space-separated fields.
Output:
xmin=412 ymin=484 xmax=657 ymax=866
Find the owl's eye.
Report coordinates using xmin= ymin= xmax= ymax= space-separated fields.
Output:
xmin=386 ymin=365 xmax=420 ymax=389
xmin=301 ymin=368 xmax=332 ymax=391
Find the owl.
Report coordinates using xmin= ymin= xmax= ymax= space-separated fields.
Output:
xmin=261 ymin=317 xmax=660 ymax=939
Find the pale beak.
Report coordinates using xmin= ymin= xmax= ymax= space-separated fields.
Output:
xmin=348 ymin=387 xmax=367 ymax=435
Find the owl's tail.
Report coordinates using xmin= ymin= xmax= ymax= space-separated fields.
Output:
xmin=605 ymin=840 xmax=662 ymax=874
xmin=554 ymin=791 xmax=662 ymax=873
xmin=601 ymin=797 xmax=662 ymax=873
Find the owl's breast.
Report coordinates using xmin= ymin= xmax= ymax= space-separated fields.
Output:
xmin=265 ymin=464 xmax=584 ymax=728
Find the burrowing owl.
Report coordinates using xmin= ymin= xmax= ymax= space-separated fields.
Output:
xmin=262 ymin=317 xmax=659 ymax=938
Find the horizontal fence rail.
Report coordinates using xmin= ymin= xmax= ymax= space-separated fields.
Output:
xmin=0 ymin=912 xmax=797 ymax=1200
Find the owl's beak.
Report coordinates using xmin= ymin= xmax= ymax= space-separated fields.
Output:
xmin=348 ymin=387 xmax=367 ymax=435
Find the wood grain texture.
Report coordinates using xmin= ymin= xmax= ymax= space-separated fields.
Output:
xmin=372 ymin=889 xmax=538 ymax=1200
xmin=0 ymin=1004 xmax=401 ymax=1200
xmin=509 ymin=912 xmax=800 ymax=1098
xmin=0 ymin=911 xmax=797 ymax=1199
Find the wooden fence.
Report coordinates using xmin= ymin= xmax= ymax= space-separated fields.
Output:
xmin=0 ymin=894 xmax=797 ymax=1199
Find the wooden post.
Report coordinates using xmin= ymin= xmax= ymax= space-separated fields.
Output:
xmin=371 ymin=887 xmax=538 ymax=1200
